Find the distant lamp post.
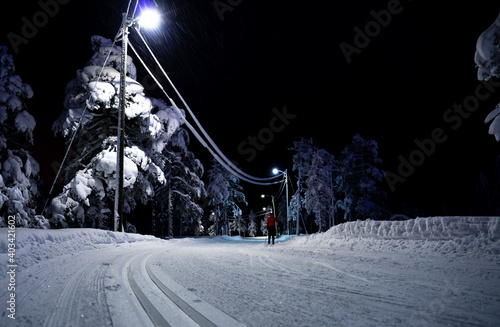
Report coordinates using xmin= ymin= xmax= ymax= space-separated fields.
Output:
xmin=261 ymin=194 xmax=276 ymax=216
xmin=273 ymin=168 xmax=289 ymax=235
xmin=114 ymin=4 xmax=161 ymax=232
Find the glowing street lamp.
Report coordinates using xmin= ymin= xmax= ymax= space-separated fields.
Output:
xmin=137 ymin=8 xmax=161 ymax=29
xmin=261 ymin=194 xmax=276 ymax=216
xmin=114 ymin=4 xmax=161 ymax=232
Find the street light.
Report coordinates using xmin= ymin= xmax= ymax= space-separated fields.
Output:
xmin=261 ymin=194 xmax=276 ymax=216
xmin=137 ymin=8 xmax=161 ymax=29
xmin=114 ymin=5 xmax=161 ymax=232
xmin=272 ymin=168 xmax=289 ymax=235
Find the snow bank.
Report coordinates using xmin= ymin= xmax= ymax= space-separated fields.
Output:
xmin=329 ymin=216 xmax=496 ymax=240
xmin=0 ymin=228 xmax=162 ymax=270
xmin=288 ymin=217 xmax=500 ymax=259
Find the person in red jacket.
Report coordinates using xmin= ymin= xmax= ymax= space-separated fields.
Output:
xmin=266 ymin=214 xmax=280 ymax=245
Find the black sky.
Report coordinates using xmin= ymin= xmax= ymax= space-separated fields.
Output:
xmin=2 ymin=0 xmax=500 ymax=216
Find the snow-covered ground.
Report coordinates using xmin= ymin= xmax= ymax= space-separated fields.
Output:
xmin=1 ymin=216 xmax=499 ymax=326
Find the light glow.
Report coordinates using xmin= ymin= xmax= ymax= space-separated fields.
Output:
xmin=138 ymin=8 xmax=161 ymax=29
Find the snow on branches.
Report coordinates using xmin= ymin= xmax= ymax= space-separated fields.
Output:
xmin=475 ymin=13 xmax=500 ymax=140
xmin=206 ymin=160 xmax=246 ymax=236
xmin=0 ymin=46 xmax=48 ymax=228
xmin=290 ymin=135 xmax=386 ymax=232
xmin=48 ymin=36 xmax=185 ymax=229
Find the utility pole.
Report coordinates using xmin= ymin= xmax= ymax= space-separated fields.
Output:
xmin=272 ymin=168 xmax=290 ymax=235
xmin=113 ymin=5 xmax=161 ymax=232
xmin=261 ymin=194 xmax=276 ymax=217
xmin=114 ymin=15 xmax=129 ymax=232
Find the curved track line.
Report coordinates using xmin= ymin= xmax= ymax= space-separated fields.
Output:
xmin=43 ymin=259 xmax=112 ymax=327
xmin=145 ymin=263 xmax=217 ymax=327
xmin=127 ymin=260 xmax=171 ymax=327
xmin=127 ymin=250 xmax=235 ymax=327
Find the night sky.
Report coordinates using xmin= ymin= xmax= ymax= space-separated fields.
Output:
xmin=2 ymin=0 xmax=500 ymax=217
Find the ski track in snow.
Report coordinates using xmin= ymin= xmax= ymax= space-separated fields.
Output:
xmin=149 ymin=238 xmax=500 ymax=327
xmin=0 ymin=219 xmax=499 ymax=327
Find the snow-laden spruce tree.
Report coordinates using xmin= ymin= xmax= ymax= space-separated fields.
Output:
xmin=475 ymin=15 xmax=500 ymax=239
xmin=156 ymin=127 xmax=205 ymax=238
xmin=475 ymin=13 xmax=500 ymax=140
xmin=230 ymin=214 xmax=247 ymax=236
xmin=335 ymin=134 xmax=386 ymax=221
xmin=275 ymin=195 xmax=287 ymax=226
xmin=49 ymin=36 xmax=183 ymax=229
xmin=304 ymin=148 xmax=336 ymax=232
xmin=260 ymin=218 xmax=268 ymax=236
xmin=247 ymin=209 xmax=257 ymax=236
xmin=206 ymin=159 xmax=246 ymax=235
xmin=0 ymin=46 xmax=48 ymax=228
xmin=289 ymin=138 xmax=316 ymax=234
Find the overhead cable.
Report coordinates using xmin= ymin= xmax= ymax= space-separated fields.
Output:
xmin=128 ymin=42 xmax=283 ymax=186
xmin=132 ymin=27 xmax=281 ymax=183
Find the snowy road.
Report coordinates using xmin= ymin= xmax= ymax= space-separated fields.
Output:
xmin=1 ymin=220 xmax=500 ymax=327
xmin=149 ymin=237 xmax=500 ymax=327
xmin=1 ymin=240 xmax=243 ymax=327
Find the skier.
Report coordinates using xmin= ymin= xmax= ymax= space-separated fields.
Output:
xmin=266 ymin=214 xmax=280 ymax=245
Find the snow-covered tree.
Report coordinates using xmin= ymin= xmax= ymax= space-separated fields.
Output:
xmin=0 ymin=46 xmax=48 ymax=228
xmin=289 ymin=138 xmax=316 ymax=234
xmin=304 ymin=148 xmax=336 ymax=232
xmin=275 ymin=195 xmax=287 ymax=226
xmin=49 ymin=36 xmax=182 ymax=229
xmin=335 ymin=134 xmax=386 ymax=221
xmin=260 ymin=218 xmax=268 ymax=236
xmin=206 ymin=160 xmax=247 ymax=235
xmin=156 ymin=127 xmax=205 ymax=237
xmin=194 ymin=214 xmax=205 ymax=236
xmin=247 ymin=210 xmax=257 ymax=237
xmin=475 ymin=13 xmax=500 ymax=140
xmin=206 ymin=161 xmax=226 ymax=236
xmin=230 ymin=214 xmax=247 ymax=236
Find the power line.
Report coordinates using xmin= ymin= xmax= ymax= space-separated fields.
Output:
xmin=129 ymin=29 xmax=282 ymax=186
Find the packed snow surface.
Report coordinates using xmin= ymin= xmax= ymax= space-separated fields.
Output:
xmin=1 ymin=216 xmax=499 ymax=326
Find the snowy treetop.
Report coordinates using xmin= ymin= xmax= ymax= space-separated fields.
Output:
xmin=49 ymin=35 xmax=191 ymax=230
xmin=475 ymin=14 xmax=500 ymax=80
xmin=0 ymin=46 xmax=46 ymax=228
xmin=475 ymin=13 xmax=500 ymax=141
